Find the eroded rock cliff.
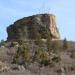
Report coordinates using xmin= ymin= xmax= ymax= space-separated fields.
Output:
xmin=7 ymin=14 xmax=60 ymax=41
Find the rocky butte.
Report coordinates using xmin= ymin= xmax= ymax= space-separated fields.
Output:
xmin=2 ymin=14 xmax=75 ymax=75
xmin=7 ymin=14 xmax=60 ymax=41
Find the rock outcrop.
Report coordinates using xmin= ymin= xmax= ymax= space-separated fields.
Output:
xmin=7 ymin=14 xmax=60 ymax=41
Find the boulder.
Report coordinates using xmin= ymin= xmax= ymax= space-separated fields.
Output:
xmin=10 ymin=64 xmax=25 ymax=71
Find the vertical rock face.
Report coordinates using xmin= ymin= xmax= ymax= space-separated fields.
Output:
xmin=7 ymin=14 xmax=60 ymax=41
xmin=50 ymin=15 xmax=60 ymax=39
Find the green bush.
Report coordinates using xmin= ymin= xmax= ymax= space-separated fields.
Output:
xmin=51 ymin=41 xmax=60 ymax=53
xmin=52 ymin=56 xmax=61 ymax=63
xmin=70 ymin=52 xmax=75 ymax=59
xmin=34 ymin=47 xmax=50 ymax=66
xmin=70 ymin=66 xmax=75 ymax=71
xmin=13 ymin=43 xmax=31 ymax=65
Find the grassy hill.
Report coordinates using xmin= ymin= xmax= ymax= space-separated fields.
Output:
xmin=0 ymin=39 xmax=75 ymax=75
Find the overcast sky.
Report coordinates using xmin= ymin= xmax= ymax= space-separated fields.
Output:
xmin=0 ymin=0 xmax=75 ymax=41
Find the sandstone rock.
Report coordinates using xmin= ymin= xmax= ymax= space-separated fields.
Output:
xmin=56 ymin=67 xmax=65 ymax=75
xmin=10 ymin=64 xmax=25 ymax=71
xmin=7 ymin=14 xmax=60 ymax=41
xmin=0 ymin=61 xmax=10 ymax=72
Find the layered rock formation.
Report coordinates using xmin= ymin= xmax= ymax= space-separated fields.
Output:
xmin=7 ymin=14 xmax=60 ymax=41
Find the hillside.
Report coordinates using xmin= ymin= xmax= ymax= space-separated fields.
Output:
xmin=0 ymin=40 xmax=75 ymax=75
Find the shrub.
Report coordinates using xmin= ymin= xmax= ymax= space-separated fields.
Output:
xmin=52 ymin=56 xmax=61 ymax=63
xmin=13 ymin=43 xmax=31 ymax=65
xmin=70 ymin=52 xmax=75 ymax=59
xmin=34 ymin=47 xmax=50 ymax=66
xmin=10 ymin=42 xmax=18 ymax=47
xmin=51 ymin=41 xmax=60 ymax=53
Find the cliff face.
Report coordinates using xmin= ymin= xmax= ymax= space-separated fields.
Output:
xmin=7 ymin=14 xmax=60 ymax=41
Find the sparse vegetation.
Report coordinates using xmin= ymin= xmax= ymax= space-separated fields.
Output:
xmin=35 ymin=47 xmax=50 ymax=66
xmin=13 ymin=43 xmax=31 ymax=65
xmin=10 ymin=42 xmax=18 ymax=47
xmin=46 ymin=29 xmax=52 ymax=52
xmin=0 ymin=39 xmax=5 ymax=46
xmin=51 ymin=41 xmax=60 ymax=53
xmin=52 ymin=56 xmax=60 ymax=63
xmin=63 ymin=38 xmax=68 ymax=50
xmin=35 ymin=33 xmax=43 ymax=46
xmin=70 ymin=52 xmax=75 ymax=59
xmin=1 ymin=13 xmax=75 ymax=75
xmin=70 ymin=66 xmax=75 ymax=71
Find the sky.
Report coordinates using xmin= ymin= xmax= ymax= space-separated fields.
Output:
xmin=0 ymin=0 xmax=75 ymax=41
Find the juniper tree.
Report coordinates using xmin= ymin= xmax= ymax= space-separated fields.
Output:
xmin=13 ymin=43 xmax=31 ymax=65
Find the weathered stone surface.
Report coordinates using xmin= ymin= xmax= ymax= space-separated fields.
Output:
xmin=7 ymin=14 xmax=60 ymax=41
xmin=0 ymin=61 xmax=10 ymax=72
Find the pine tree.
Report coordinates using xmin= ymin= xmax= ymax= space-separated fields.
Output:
xmin=63 ymin=38 xmax=68 ymax=49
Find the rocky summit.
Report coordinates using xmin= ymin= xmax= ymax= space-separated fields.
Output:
xmin=7 ymin=14 xmax=60 ymax=41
